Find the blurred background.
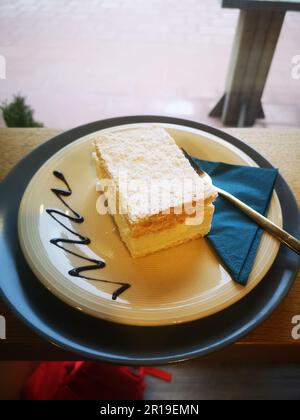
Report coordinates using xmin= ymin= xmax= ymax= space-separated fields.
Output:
xmin=0 ymin=0 xmax=299 ymax=128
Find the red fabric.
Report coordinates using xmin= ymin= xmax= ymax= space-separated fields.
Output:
xmin=21 ymin=362 xmax=171 ymax=400
xmin=142 ymin=367 xmax=172 ymax=382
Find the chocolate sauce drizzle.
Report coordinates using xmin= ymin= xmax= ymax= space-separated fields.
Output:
xmin=46 ymin=170 xmax=130 ymax=300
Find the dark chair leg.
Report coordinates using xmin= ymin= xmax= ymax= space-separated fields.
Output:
xmin=209 ymin=9 xmax=285 ymax=127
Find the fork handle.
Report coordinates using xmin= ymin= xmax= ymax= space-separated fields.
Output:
xmin=217 ymin=187 xmax=300 ymax=255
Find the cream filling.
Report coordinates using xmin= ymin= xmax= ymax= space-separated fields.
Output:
xmin=112 ymin=204 xmax=214 ymax=258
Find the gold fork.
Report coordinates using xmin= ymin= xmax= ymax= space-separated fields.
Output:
xmin=182 ymin=149 xmax=300 ymax=255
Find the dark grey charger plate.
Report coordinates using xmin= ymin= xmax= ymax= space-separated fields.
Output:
xmin=0 ymin=116 xmax=299 ymax=365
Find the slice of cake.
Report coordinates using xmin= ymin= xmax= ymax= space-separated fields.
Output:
xmin=94 ymin=126 xmax=217 ymax=258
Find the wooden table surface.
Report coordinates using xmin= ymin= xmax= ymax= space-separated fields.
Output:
xmin=0 ymin=128 xmax=299 ymax=361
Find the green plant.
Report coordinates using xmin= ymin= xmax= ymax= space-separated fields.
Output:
xmin=0 ymin=95 xmax=44 ymax=127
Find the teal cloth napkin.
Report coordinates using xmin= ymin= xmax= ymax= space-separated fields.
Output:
xmin=194 ymin=158 xmax=278 ymax=286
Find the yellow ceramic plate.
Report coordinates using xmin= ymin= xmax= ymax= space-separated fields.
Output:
xmin=18 ymin=123 xmax=282 ymax=326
